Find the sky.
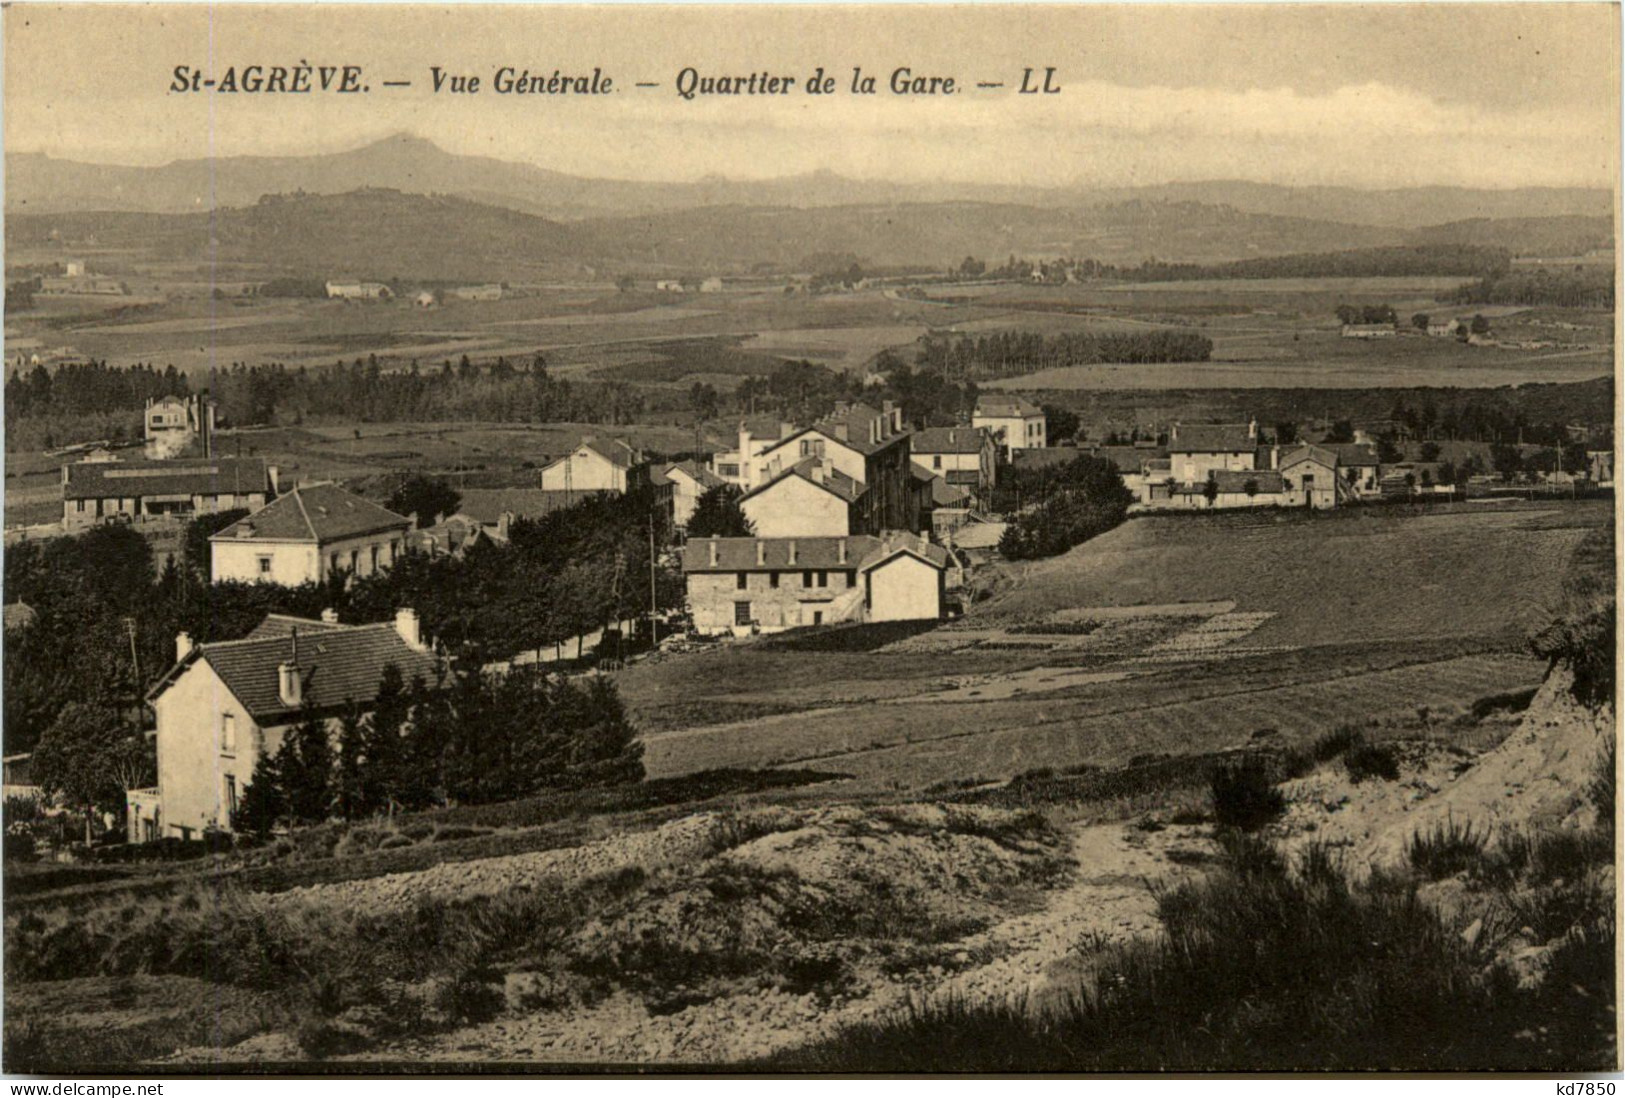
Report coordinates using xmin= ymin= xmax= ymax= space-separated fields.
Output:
xmin=3 ymin=3 xmax=1620 ymax=190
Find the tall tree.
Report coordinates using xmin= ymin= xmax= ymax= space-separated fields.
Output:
xmin=686 ymin=484 xmax=755 ymax=538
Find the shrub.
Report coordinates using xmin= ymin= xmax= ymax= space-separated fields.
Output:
xmin=1345 ymin=743 xmax=1401 ymax=784
xmin=1406 ymin=814 xmax=1487 ymax=880
xmin=429 ymin=964 xmax=505 ymax=1026
xmin=1210 ymin=757 xmax=1285 ymax=831
xmin=1310 ymin=726 xmax=1365 ymax=762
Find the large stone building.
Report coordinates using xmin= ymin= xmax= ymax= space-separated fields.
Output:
xmin=743 ymin=402 xmax=923 ymax=536
xmin=973 ymin=395 xmax=1046 ymax=459
xmin=910 ymin=426 xmax=998 ymax=496
xmin=209 ymin=483 xmax=411 ymax=585
xmin=62 ymin=456 xmax=275 ymax=530
xmin=681 ymin=533 xmax=947 ymax=635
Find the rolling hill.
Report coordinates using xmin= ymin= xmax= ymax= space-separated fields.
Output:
xmin=7 ymin=133 xmax=1614 ymax=232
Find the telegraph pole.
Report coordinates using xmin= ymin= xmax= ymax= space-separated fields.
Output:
xmin=648 ymin=511 xmax=660 ymax=649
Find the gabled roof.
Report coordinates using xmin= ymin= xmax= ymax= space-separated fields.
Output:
xmin=210 ymin=484 xmax=410 ymax=545
xmin=457 ymin=488 xmax=589 ymax=526
xmin=1211 ymin=470 xmax=1286 ymax=494
xmin=911 ymin=426 xmax=990 ymax=454
xmin=1013 ymin=446 xmax=1085 ymax=471
xmin=1325 ymin=443 xmax=1380 ymax=467
xmin=975 ymin=395 xmax=1042 ymax=419
xmin=1089 ymin=446 xmax=1168 ymax=474
xmin=243 ymin=613 xmax=350 ymax=641
xmin=1170 ymin=423 xmax=1256 ymax=453
xmin=149 ymin=615 xmax=442 ymax=722
xmin=1280 ymin=444 xmax=1339 ymax=470
xmin=801 ymin=402 xmax=911 ymax=456
xmin=862 ymin=534 xmax=950 ymax=573
xmin=664 ymin=460 xmax=726 ymax=490
xmin=63 ymin=457 xmax=270 ymax=501
xmin=741 ymin=460 xmax=866 ymax=505
xmin=683 ymin=535 xmax=883 ymax=573
xmin=579 ymin=437 xmax=639 ymax=469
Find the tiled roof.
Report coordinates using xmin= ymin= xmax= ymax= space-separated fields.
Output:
xmin=931 ymin=478 xmax=973 ymax=507
xmin=911 ymin=427 xmax=989 ymax=454
xmin=243 ymin=614 xmax=350 ymax=641
xmin=1013 ymin=447 xmax=1085 ymax=470
xmin=863 ymin=534 xmax=950 ymax=572
xmin=976 ymin=395 xmax=1042 ymax=418
xmin=947 ymin=520 xmax=1007 ymax=550
xmin=580 ymin=437 xmax=639 ymax=469
xmin=211 ymin=484 xmax=410 ymax=544
xmin=741 ymin=460 xmax=866 ymax=505
xmin=1325 ymin=443 xmax=1380 ymax=466
xmin=664 ymin=460 xmax=726 ymax=490
xmin=683 ymin=535 xmax=883 ymax=573
xmin=1280 ymin=444 xmax=1339 ymax=470
xmin=1090 ymin=446 xmax=1168 ymax=474
xmin=1170 ymin=423 xmax=1256 ymax=453
xmin=807 ymin=402 xmax=910 ymax=455
xmin=63 ymin=457 xmax=270 ymax=501
xmin=153 ymin=616 xmax=442 ymax=722
xmin=1211 ymin=470 xmax=1286 ymax=494
xmin=457 ymin=488 xmax=588 ymax=526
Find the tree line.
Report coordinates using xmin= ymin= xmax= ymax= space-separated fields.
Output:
xmin=994 ymin=454 xmax=1136 ymax=560
xmin=915 ymin=329 xmax=1212 ymax=381
xmin=234 ymin=665 xmax=643 ymax=834
xmin=1444 ymin=267 xmax=1614 ymax=309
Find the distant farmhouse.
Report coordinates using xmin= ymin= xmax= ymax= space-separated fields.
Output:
xmin=655 ymin=280 xmax=685 ymax=293
xmin=539 ymin=437 xmax=644 ymax=494
xmin=325 ymin=281 xmax=393 ymax=300
xmin=209 ymin=483 xmax=411 ymax=585
xmin=1341 ymin=323 xmax=1396 ymax=339
xmin=133 ymin=609 xmax=442 ymax=841
xmin=699 ymin=277 xmax=724 ymax=293
xmin=62 ymin=456 xmax=275 ymax=530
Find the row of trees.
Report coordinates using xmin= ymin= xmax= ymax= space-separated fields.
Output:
xmin=915 ymin=329 xmax=1213 ymax=381
xmin=1445 ymin=267 xmax=1613 ymax=309
xmin=235 ymin=666 xmax=643 ymax=833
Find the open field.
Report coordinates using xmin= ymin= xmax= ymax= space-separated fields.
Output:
xmin=620 ymin=501 xmax=1609 ymax=789
xmin=8 ymin=268 xmax=1612 ymax=392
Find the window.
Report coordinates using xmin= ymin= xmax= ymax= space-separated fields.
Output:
xmin=221 ymin=713 xmax=236 ymax=753
xmin=812 ymin=611 xmax=824 ymax=625
xmin=718 ymin=463 xmax=740 ymax=478
xmin=817 ymin=571 xmax=829 ymax=588
xmin=76 ymin=500 xmax=86 ymax=513
xmin=370 ymin=546 xmax=380 ymax=573
xmin=769 ymin=572 xmax=780 ymax=589
xmin=845 ymin=570 xmax=857 ymax=587
xmin=223 ymin=774 xmax=238 ymax=817
xmin=933 ymin=455 xmax=943 ymax=469
xmin=330 ymin=552 xmax=340 ymax=574
xmin=257 ymin=555 xmax=272 ymax=576
xmin=736 ymin=571 xmax=748 ymax=590
xmin=734 ymin=601 xmax=752 ymax=626
xmin=349 ymin=550 xmax=359 ymax=573
xmin=802 ymin=571 xmax=813 ymax=588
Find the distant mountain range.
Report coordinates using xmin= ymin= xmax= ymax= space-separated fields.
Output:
xmin=7 ymin=132 xmax=1615 ymax=228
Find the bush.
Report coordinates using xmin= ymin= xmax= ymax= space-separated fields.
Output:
xmin=1406 ymin=814 xmax=1487 ymax=880
xmin=1210 ymin=757 xmax=1285 ymax=831
xmin=1345 ymin=743 xmax=1400 ymax=784
xmin=430 ymin=965 xmax=506 ymax=1026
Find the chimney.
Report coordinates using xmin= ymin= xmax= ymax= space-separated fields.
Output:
xmin=788 ymin=539 xmax=798 ymax=565
xmin=266 ymin=464 xmax=280 ymax=496
xmin=756 ymin=541 xmax=766 ymax=566
xmin=1248 ymin=418 xmax=1258 ymax=441
xmin=320 ymin=608 xmax=339 ymax=624
xmin=833 ymin=422 xmax=848 ymax=442
xmin=708 ymin=538 xmax=719 ymax=567
xmin=176 ymin=632 xmax=194 ymax=662
xmin=918 ymin=532 xmax=930 ymax=554
xmin=738 ymin=423 xmax=752 ymax=462
xmin=871 ymin=418 xmax=880 ymax=444
xmin=779 ymin=421 xmax=795 ymax=441
xmin=395 ymin=608 xmax=424 ymax=651
xmin=498 ymin=511 xmax=514 ymax=538
xmin=837 ymin=538 xmax=847 ymax=565
xmin=949 ymin=429 xmax=956 ymax=445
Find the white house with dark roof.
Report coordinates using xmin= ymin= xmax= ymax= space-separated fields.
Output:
xmin=740 ymin=460 xmax=867 ymax=537
xmin=539 ymin=437 xmax=642 ymax=494
xmin=973 ymin=395 xmax=1046 ymax=458
xmin=62 ymin=456 xmax=274 ymax=530
xmin=662 ymin=460 xmax=728 ymax=528
xmin=748 ymin=402 xmax=923 ymax=535
xmin=131 ymin=609 xmax=442 ymax=841
xmin=911 ymin=426 xmax=997 ymax=494
xmin=1166 ymin=421 xmax=1262 ymax=485
xmin=681 ymin=533 xmax=948 ymax=635
xmin=209 ymin=483 xmax=411 ymax=585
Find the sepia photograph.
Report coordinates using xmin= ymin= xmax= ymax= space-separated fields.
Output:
xmin=0 ymin=0 xmax=1618 ymax=1075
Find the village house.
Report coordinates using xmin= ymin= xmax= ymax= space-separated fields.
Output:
xmin=743 ymin=401 xmax=922 ymax=536
xmin=209 ymin=483 xmax=412 ymax=585
xmin=144 ymin=393 xmax=218 ymax=458
xmin=1165 ymin=421 xmax=1264 ymax=485
xmin=130 ymin=609 xmax=442 ymax=842
xmin=910 ymin=426 xmax=998 ymax=496
xmin=699 ymin=277 xmax=725 ymax=293
xmin=325 ymin=281 xmax=393 ymax=300
xmin=538 ymin=437 xmax=643 ymax=494
xmin=973 ymin=395 xmax=1046 ymax=459
xmin=62 ymin=456 xmax=275 ymax=530
xmin=709 ymin=419 xmax=798 ymax=488
xmin=1164 ymin=469 xmax=1288 ymax=510
xmin=662 ymin=460 xmax=727 ymax=528
xmin=681 ymin=533 xmax=947 ymax=635
xmin=405 ymin=513 xmax=498 ymax=558
xmin=1587 ymin=450 xmax=1614 ymax=487
xmin=1323 ymin=443 xmax=1382 ymax=498
xmin=1427 ymin=320 xmax=1459 ymax=337
xmin=655 ymin=279 xmax=685 ymax=292
xmin=455 ymin=489 xmax=579 ymax=537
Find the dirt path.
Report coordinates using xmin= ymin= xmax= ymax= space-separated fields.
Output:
xmin=356 ymin=819 xmax=1209 ymax=1065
